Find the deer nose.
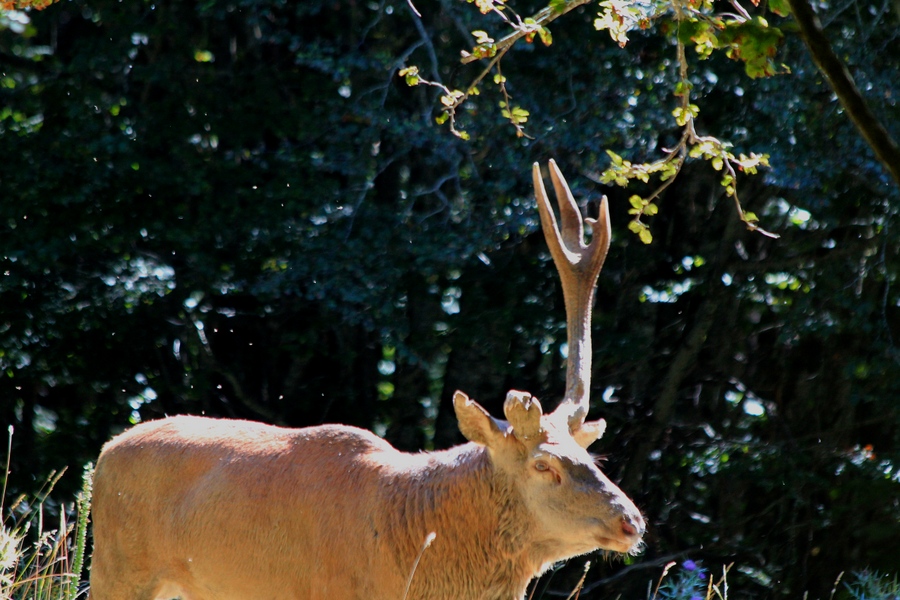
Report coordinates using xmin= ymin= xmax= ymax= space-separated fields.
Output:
xmin=621 ymin=514 xmax=644 ymax=537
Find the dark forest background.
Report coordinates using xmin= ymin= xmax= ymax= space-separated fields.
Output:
xmin=1 ymin=0 xmax=899 ymax=596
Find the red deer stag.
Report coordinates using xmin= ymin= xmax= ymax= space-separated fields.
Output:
xmin=88 ymin=159 xmax=645 ymax=600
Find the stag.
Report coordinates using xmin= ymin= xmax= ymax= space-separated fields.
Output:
xmin=88 ymin=160 xmax=645 ymax=600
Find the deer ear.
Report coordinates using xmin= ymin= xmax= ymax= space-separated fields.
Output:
xmin=572 ymin=418 xmax=606 ymax=449
xmin=503 ymin=390 xmax=544 ymax=443
xmin=453 ymin=391 xmax=508 ymax=446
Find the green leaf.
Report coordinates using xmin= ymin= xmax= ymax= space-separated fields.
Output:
xmin=677 ymin=20 xmax=703 ymax=45
xmin=674 ymin=80 xmax=693 ymax=97
xmin=768 ymin=0 xmax=790 ymax=16
xmin=548 ymin=0 xmax=567 ymax=13
xmin=399 ymin=65 xmax=420 ymax=87
xmin=638 ymin=228 xmax=653 ymax=244
xmin=194 ymin=50 xmax=214 ymax=63
xmin=377 ymin=381 xmax=395 ymax=400
xmin=537 ymin=26 xmax=553 ymax=46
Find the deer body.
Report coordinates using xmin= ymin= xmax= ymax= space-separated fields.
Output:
xmin=90 ymin=417 xmax=417 ymax=600
xmin=88 ymin=162 xmax=645 ymax=600
xmin=90 ymin=411 xmax=640 ymax=600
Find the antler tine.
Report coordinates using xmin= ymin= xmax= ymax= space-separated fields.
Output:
xmin=532 ymin=159 xmax=611 ymax=429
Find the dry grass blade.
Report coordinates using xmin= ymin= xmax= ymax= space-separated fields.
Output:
xmin=650 ymin=561 xmax=677 ymax=600
xmin=401 ymin=531 xmax=437 ymax=600
xmin=708 ymin=563 xmax=733 ymax=600
xmin=564 ymin=561 xmax=592 ymax=600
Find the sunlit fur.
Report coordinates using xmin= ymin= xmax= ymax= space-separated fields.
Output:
xmin=88 ymin=392 xmax=643 ymax=600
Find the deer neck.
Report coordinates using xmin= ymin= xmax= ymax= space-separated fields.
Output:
xmin=393 ymin=444 xmax=542 ymax=600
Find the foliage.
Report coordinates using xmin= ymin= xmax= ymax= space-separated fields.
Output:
xmin=401 ymin=0 xmax=793 ymax=240
xmin=0 ymin=0 xmax=54 ymax=10
xmin=654 ymin=561 xmax=711 ymax=600
xmin=645 ymin=563 xmax=900 ymax=600
xmin=842 ymin=571 xmax=900 ymax=600
xmin=1 ymin=430 xmax=92 ymax=600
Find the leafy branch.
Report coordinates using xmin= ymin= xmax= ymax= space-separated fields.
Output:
xmin=401 ymin=0 xmax=591 ymax=138
xmin=0 ymin=0 xmax=55 ymax=10
xmin=459 ymin=0 xmax=588 ymax=64
xmin=401 ymin=0 xmax=788 ymax=241
xmin=593 ymin=0 xmax=783 ymax=242
xmin=400 ymin=35 xmax=531 ymax=139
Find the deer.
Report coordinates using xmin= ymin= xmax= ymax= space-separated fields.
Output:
xmin=88 ymin=159 xmax=645 ymax=600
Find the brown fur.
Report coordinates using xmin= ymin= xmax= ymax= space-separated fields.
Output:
xmin=89 ymin=392 xmax=643 ymax=600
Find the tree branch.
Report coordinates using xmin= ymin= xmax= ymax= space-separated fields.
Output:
xmin=787 ymin=0 xmax=900 ymax=187
xmin=460 ymin=0 xmax=594 ymax=64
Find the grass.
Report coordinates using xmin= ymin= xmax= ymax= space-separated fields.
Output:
xmin=841 ymin=571 xmax=900 ymax=600
xmin=1 ymin=426 xmax=93 ymax=600
xmin=643 ymin=560 xmax=900 ymax=600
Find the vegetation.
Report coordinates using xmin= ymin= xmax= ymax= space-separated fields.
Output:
xmin=1 ymin=430 xmax=92 ymax=600
xmin=1 ymin=0 xmax=899 ymax=596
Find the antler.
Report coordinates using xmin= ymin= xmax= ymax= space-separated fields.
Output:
xmin=533 ymin=159 xmax=611 ymax=430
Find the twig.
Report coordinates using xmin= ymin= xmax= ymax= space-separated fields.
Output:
xmin=406 ymin=3 xmax=441 ymax=84
xmin=405 ymin=0 xmax=422 ymax=18
xmin=461 ymin=0 xmax=595 ymax=64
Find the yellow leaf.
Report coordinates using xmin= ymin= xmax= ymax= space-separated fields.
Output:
xmin=194 ymin=50 xmax=214 ymax=63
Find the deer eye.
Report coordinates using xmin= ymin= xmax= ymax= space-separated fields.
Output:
xmin=534 ymin=460 xmax=551 ymax=472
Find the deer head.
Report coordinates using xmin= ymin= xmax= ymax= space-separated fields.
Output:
xmin=453 ymin=159 xmax=641 ymax=558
